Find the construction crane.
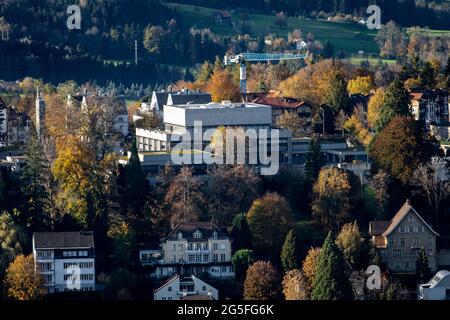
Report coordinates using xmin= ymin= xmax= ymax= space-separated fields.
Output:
xmin=224 ymin=52 xmax=308 ymax=94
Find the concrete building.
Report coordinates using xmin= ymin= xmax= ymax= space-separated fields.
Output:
xmin=146 ymin=221 xmax=234 ymax=280
xmin=418 ymin=270 xmax=450 ymax=300
xmin=410 ymin=89 xmax=449 ymax=129
xmin=33 ymin=231 xmax=96 ymax=293
xmin=154 ymin=274 xmax=218 ymax=300
xmin=369 ymin=200 xmax=450 ymax=273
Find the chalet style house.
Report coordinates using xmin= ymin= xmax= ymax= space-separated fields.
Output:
xmin=142 ymin=221 xmax=234 ymax=279
xmin=369 ymin=200 xmax=450 ymax=273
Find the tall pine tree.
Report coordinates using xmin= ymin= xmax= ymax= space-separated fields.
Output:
xmin=230 ymin=213 xmax=252 ymax=251
xmin=416 ymin=248 xmax=431 ymax=283
xmin=311 ymin=232 xmax=353 ymax=300
xmin=20 ymin=130 xmax=51 ymax=231
xmin=305 ymin=136 xmax=324 ymax=182
xmin=280 ymin=229 xmax=299 ymax=273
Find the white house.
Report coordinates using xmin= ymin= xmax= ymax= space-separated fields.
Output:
xmin=418 ymin=270 xmax=450 ymax=300
xmin=33 ymin=231 xmax=96 ymax=294
xmin=154 ymin=274 xmax=218 ymax=300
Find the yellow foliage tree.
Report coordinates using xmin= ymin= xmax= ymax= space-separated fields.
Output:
xmin=302 ymin=247 xmax=321 ymax=294
xmin=282 ymin=269 xmax=309 ymax=300
xmin=4 ymin=255 xmax=46 ymax=300
xmin=347 ymin=76 xmax=374 ymax=95
xmin=207 ymin=68 xmax=241 ymax=102
xmin=344 ymin=115 xmax=373 ymax=146
xmin=367 ymin=88 xmax=385 ymax=129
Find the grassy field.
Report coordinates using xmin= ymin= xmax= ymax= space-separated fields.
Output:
xmin=167 ymin=3 xmax=379 ymax=54
xmin=292 ymin=214 xmax=325 ymax=249
xmin=350 ymin=57 xmax=397 ymax=66
xmin=406 ymin=27 xmax=450 ymax=37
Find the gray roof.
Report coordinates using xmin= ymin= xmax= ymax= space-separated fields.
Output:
xmin=165 ymin=222 xmax=228 ymax=242
xmin=168 ymin=92 xmax=212 ymax=105
xmin=33 ymin=231 xmax=94 ymax=249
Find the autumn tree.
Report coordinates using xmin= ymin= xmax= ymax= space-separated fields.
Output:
xmin=0 ymin=210 xmax=27 ymax=281
xmin=312 ymin=167 xmax=354 ymax=232
xmin=375 ymin=21 xmax=405 ymax=58
xmin=336 ymin=221 xmax=363 ymax=268
xmin=369 ymin=116 xmax=440 ymax=185
xmin=231 ymin=249 xmax=255 ymax=281
xmin=4 ymin=255 xmax=46 ymax=300
xmin=412 ymin=158 xmax=450 ymax=227
xmin=247 ymin=192 xmax=293 ymax=255
xmin=375 ymin=78 xmax=410 ymax=132
xmin=324 ymin=73 xmax=349 ymax=114
xmin=367 ymin=88 xmax=385 ymax=129
xmin=344 ymin=114 xmax=372 ymax=146
xmin=207 ymin=68 xmax=240 ymax=102
xmin=302 ymin=247 xmax=321 ymax=294
xmin=366 ymin=170 xmax=392 ymax=219
xmin=243 ymin=261 xmax=280 ymax=300
xmin=276 ymin=112 xmax=305 ymax=137
xmin=280 ymin=229 xmax=300 ymax=273
xmin=419 ymin=61 xmax=437 ymax=89
xmin=206 ymin=165 xmax=260 ymax=226
xmin=143 ymin=25 xmax=166 ymax=55
xmin=416 ymin=248 xmax=432 ymax=283
xmin=347 ymin=76 xmax=374 ymax=95
xmin=164 ymin=166 xmax=205 ymax=225
xmin=311 ymin=232 xmax=353 ymax=300
xmin=282 ymin=269 xmax=309 ymax=300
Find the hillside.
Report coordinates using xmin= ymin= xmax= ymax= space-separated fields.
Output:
xmin=168 ymin=3 xmax=379 ymax=54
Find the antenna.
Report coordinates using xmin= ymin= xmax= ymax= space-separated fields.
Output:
xmin=135 ymin=40 xmax=138 ymax=65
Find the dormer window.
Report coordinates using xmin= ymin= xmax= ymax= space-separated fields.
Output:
xmin=193 ymin=230 xmax=202 ymax=239
xmin=408 ymin=215 xmax=414 ymax=223
xmin=212 ymin=231 xmax=218 ymax=239
xmin=177 ymin=232 xmax=183 ymax=240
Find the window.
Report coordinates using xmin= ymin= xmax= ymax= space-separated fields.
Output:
xmin=213 ymin=243 xmax=218 ymax=250
xmin=388 ymin=238 xmax=394 ymax=245
xmin=193 ymin=230 xmax=203 ymax=239
xmin=400 ymin=238 xmax=405 ymax=246
xmin=196 ymin=255 xmax=202 ymax=263
xmin=78 ymin=251 xmax=88 ymax=257
xmin=168 ymin=287 xmax=172 ymax=292
xmin=63 ymin=251 xmax=77 ymax=257
xmin=427 ymin=237 xmax=433 ymax=245
xmin=213 ymin=254 xmax=218 ymax=262
xmin=220 ymin=243 xmax=226 ymax=250
xmin=172 ymin=244 xmax=176 ymax=251
xmin=418 ymin=226 xmax=424 ymax=233
xmin=212 ymin=231 xmax=218 ymax=239
xmin=221 ymin=266 xmax=227 ymax=273
xmin=427 ymin=249 xmax=433 ymax=255
xmin=393 ymin=250 xmax=402 ymax=257
xmin=178 ymin=244 xmax=183 ymax=250
xmin=188 ymin=255 xmax=195 ymax=262
xmin=195 ymin=243 xmax=201 ymax=250
xmin=408 ymin=215 xmax=414 ymax=223
xmin=80 ymin=274 xmax=94 ymax=281
xmin=202 ymin=243 xmax=208 ymax=250
xmin=188 ymin=243 xmax=193 ymax=250
xmin=221 ymin=254 xmax=226 ymax=262
xmin=202 ymin=286 xmax=206 ymax=291
xmin=399 ymin=226 xmax=405 ymax=233
xmin=414 ymin=238 xmax=419 ymax=246
xmin=173 ymin=255 xmax=176 ymax=262
xmin=203 ymin=254 xmax=209 ymax=263
xmin=404 ymin=260 xmax=410 ymax=270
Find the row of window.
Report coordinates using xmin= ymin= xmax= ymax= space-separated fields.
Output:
xmin=63 ymin=250 xmax=89 ymax=258
xmin=398 ymin=225 xmax=424 ymax=233
xmin=388 ymin=237 xmax=433 ymax=246
xmin=36 ymin=251 xmax=53 ymax=259
xmin=63 ymin=262 xmax=94 ymax=269
xmin=170 ymin=242 xmax=227 ymax=251
xmin=392 ymin=249 xmax=433 ymax=257
xmin=63 ymin=274 xmax=94 ymax=281
xmin=171 ymin=253 xmax=227 ymax=263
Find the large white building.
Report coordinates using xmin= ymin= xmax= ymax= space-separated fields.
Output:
xmin=141 ymin=222 xmax=234 ymax=280
xmin=33 ymin=231 xmax=96 ymax=294
xmin=154 ymin=274 xmax=218 ymax=300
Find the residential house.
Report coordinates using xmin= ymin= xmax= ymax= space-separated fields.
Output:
xmin=147 ymin=221 xmax=234 ymax=279
xmin=33 ymin=231 xmax=96 ymax=293
xmin=212 ymin=10 xmax=232 ymax=25
xmin=410 ymin=89 xmax=449 ymax=130
xmin=418 ymin=270 xmax=450 ymax=300
xmin=369 ymin=200 xmax=450 ymax=273
xmin=154 ymin=274 xmax=218 ymax=300
xmin=248 ymin=94 xmax=312 ymax=125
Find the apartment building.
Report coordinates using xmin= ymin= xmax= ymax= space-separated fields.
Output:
xmin=149 ymin=221 xmax=234 ymax=279
xmin=410 ymin=89 xmax=449 ymax=129
xmin=369 ymin=200 xmax=450 ymax=273
xmin=33 ymin=231 xmax=96 ymax=293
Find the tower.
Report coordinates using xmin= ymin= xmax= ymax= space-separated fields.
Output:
xmin=35 ymin=87 xmax=45 ymax=138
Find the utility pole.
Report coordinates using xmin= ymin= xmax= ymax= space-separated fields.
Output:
xmin=135 ymin=40 xmax=138 ymax=65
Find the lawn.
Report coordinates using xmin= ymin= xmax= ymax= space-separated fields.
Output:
xmin=167 ymin=3 xmax=379 ymax=54
xmin=350 ymin=57 xmax=396 ymax=66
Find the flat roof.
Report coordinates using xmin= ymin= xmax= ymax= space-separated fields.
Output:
xmin=166 ymin=102 xmax=270 ymax=110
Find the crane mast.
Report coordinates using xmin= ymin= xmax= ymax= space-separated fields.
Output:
xmin=224 ymin=52 xmax=308 ymax=94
